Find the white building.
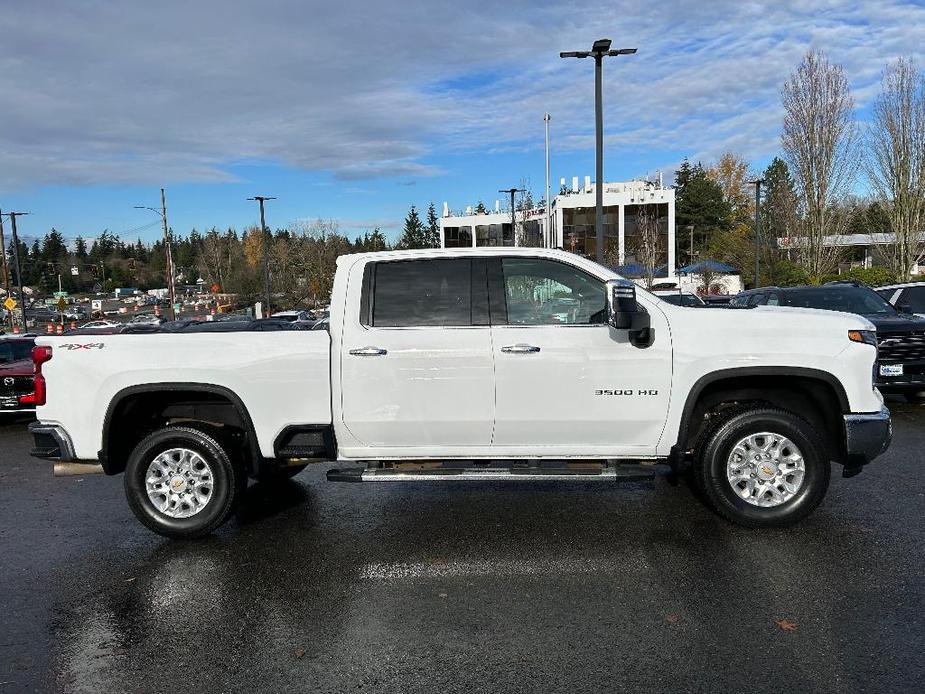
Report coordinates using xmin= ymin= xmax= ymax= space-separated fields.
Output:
xmin=440 ymin=176 xmax=676 ymax=276
xmin=778 ymin=231 xmax=925 ymax=274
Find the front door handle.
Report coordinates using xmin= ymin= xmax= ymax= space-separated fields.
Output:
xmin=501 ymin=344 xmax=541 ymax=354
xmin=349 ymin=346 xmax=388 ymax=356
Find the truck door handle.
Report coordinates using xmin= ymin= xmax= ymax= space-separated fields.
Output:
xmin=501 ymin=344 xmax=541 ymax=354
xmin=349 ymin=346 xmax=388 ymax=356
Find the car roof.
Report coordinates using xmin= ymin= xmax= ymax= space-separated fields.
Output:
xmin=876 ymin=281 xmax=925 ymax=291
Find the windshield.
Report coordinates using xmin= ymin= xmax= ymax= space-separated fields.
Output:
xmin=781 ymin=286 xmax=897 ymax=315
xmin=661 ymin=293 xmax=705 ymax=307
xmin=0 ymin=340 xmax=33 ymax=364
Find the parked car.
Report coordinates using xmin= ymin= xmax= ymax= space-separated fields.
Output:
xmin=0 ymin=335 xmax=36 ymax=415
xmin=129 ymin=313 xmax=163 ymax=324
xmin=652 ymin=290 xmax=706 ymax=307
xmin=310 ymin=316 xmax=330 ymax=330
xmin=28 ymin=248 xmax=890 ymax=538
xmin=875 ymin=281 xmax=925 ymax=318
xmin=734 ymin=284 xmax=925 ymax=398
xmin=272 ymin=310 xmax=313 ymax=322
xmin=80 ymin=319 xmax=122 ymax=329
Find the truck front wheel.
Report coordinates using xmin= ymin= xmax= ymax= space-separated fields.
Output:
xmin=694 ymin=408 xmax=830 ymax=527
xmin=124 ymin=426 xmax=245 ymax=538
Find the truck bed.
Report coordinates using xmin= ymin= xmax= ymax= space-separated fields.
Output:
xmin=36 ymin=331 xmax=332 ymax=460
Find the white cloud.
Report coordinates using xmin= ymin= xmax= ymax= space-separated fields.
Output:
xmin=1 ymin=0 xmax=923 ymax=190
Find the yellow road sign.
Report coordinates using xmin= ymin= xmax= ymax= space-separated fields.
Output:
xmin=56 ymin=296 xmax=67 ymax=312
xmin=3 ymin=297 xmax=16 ymax=311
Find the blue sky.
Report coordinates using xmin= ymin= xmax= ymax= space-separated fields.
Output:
xmin=1 ymin=0 xmax=924 ymax=246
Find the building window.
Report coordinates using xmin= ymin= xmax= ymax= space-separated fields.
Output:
xmin=444 ymin=226 xmax=472 ymax=248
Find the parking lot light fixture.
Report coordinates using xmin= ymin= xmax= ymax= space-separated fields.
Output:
xmin=248 ymin=196 xmax=276 ymax=315
xmin=560 ymin=38 xmax=636 ymax=263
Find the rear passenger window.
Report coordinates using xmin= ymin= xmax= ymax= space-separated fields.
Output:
xmin=372 ymin=259 xmax=472 ymax=327
xmin=900 ymin=287 xmax=925 ymax=313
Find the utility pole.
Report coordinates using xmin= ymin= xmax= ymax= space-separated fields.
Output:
xmin=751 ymin=179 xmax=765 ymax=288
xmin=560 ymin=39 xmax=636 ymax=263
xmin=0 ymin=209 xmax=11 ymax=329
xmin=161 ymin=189 xmax=177 ymax=320
xmin=248 ymin=196 xmax=276 ymax=314
xmin=134 ymin=189 xmax=178 ymax=320
xmin=4 ymin=212 xmax=30 ymax=328
xmin=499 ymin=188 xmax=525 ymax=247
xmin=544 ymin=113 xmax=552 ymax=248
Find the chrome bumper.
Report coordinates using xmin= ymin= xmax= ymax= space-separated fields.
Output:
xmin=844 ymin=406 xmax=892 ymax=466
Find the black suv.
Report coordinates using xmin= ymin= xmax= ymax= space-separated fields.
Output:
xmin=732 ymin=284 xmax=925 ymax=397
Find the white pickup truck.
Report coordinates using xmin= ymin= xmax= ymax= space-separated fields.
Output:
xmin=29 ymin=248 xmax=891 ymax=537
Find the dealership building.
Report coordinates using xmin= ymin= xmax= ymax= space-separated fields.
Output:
xmin=440 ymin=176 xmax=677 ymax=276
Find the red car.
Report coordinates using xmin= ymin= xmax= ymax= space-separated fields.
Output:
xmin=0 ymin=335 xmax=36 ymax=416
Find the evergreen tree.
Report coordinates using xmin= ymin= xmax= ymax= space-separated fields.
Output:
xmin=425 ymin=202 xmax=440 ymax=248
xmin=74 ymin=236 xmax=88 ymax=259
xmin=674 ymin=160 xmax=732 ymax=265
xmin=396 ymin=204 xmax=426 ymax=249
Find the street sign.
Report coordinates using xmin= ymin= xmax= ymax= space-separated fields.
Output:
xmin=56 ymin=296 xmax=67 ymax=312
xmin=3 ymin=297 xmax=16 ymax=311
xmin=91 ymin=299 xmax=102 ymax=311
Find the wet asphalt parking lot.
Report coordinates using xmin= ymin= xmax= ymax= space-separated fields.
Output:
xmin=1 ymin=401 xmax=924 ymax=693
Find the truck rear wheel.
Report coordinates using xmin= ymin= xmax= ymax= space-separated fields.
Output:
xmin=124 ymin=425 xmax=244 ymax=538
xmin=694 ymin=408 xmax=830 ymax=528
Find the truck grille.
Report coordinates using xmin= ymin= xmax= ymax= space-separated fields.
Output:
xmin=1 ymin=375 xmax=33 ymax=398
xmin=877 ymin=331 xmax=925 ymax=363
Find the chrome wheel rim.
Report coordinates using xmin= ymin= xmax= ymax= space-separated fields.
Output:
xmin=145 ymin=448 xmax=214 ymax=518
xmin=726 ymin=432 xmax=806 ymax=508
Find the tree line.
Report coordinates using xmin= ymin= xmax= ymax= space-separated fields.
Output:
xmin=2 ymin=202 xmax=442 ymax=308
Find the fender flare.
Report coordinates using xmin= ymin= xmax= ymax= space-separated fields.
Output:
xmin=673 ymin=366 xmax=850 ymax=452
xmin=99 ymin=382 xmax=262 ymax=474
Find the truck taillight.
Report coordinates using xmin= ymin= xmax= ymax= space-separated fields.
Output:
xmin=20 ymin=345 xmax=53 ymax=406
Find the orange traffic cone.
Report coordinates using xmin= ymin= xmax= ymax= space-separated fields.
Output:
xmin=56 ymin=324 xmax=63 ymax=334
xmin=46 ymin=323 xmax=53 ymax=334
xmin=70 ymin=320 xmax=77 ymax=330
xmin=12 ymin=325 xmax=20 ymax=334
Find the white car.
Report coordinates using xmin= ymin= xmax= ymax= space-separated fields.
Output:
xmin=79 ymin=319 xmax=121 ymax=329
xmin=652 ymin=289 xmax=706 ymax=307
xmin=29 ymin=248 xmax=890 ymax=538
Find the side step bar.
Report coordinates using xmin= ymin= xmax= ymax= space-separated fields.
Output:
xmin=327 ymin=463 xmax=658 ymax=483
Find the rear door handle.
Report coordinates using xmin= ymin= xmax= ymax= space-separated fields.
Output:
xmin=349 ymin=346 xmax=388 ymax=356
xmin=501 ymin=344 xmax=541 ymax=354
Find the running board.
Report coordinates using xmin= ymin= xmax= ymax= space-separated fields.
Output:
xmin=327 ymin=463 xmax=658 ymax=483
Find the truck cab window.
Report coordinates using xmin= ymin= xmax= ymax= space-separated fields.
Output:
xmin=501 ymin=258 xmax=606 ymax=325
xmin=372 ymin=258 xmax=472 ymax=327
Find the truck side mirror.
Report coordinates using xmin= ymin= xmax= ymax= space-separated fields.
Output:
xmin=606 ymin=279 xmax=652 ymax=347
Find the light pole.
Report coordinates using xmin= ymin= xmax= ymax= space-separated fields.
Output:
xmin=685 ymin=225 xmax=695 ymax=266
xmin=248 ymin=196 xmax=276 ymax=314
xmin=499 ymin=188 xmax=525 ymax=246
xmin=750 ymin=179 xmax=765 ymax=288
xmin=560 ymin=39 xmax=636 ymax=263
xmin=135 ymin=187 xmax=177 ymax=320
xmin=544 ymin=113 xmax=552 ymax=248
xmin=2 ymin=211 xmax=29 ymax=328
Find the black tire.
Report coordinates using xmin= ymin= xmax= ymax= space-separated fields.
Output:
xmin=124 ymin=425 xmax=245 ymax=538
xmin=255 ymin=464 xmax=307 ymax=483
xmin=693 ymin=407 xmax=830 ymax=528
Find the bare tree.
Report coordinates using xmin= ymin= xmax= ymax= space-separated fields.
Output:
xmin=781 ymin=50 xmax=858 ymax=281
xmin=632 ymin=204 xmax=664 ymax=289
xmin=868 ymin=57 xmax=925 ymax=281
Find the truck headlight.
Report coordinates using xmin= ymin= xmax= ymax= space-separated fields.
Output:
xmin=848 ymin=330 xmax=877 ymax=347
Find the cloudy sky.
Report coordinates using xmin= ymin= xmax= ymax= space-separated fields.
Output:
xmin=1 ymin=0 xmax=924 ymax=244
